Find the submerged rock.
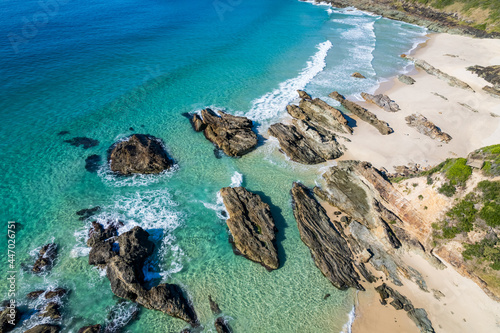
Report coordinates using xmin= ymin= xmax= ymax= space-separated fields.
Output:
xmin=197 ymin=109 xmax=258 ymax=157
xmin=361 ymin=92 xmax=400 ymax=112
xmin=87 ymin=226 xmax=198 ymax=326
xmin=209 ymin=296 xmax=221 ymax=315
xmin=64 ymin=137 xmax=99 ymax=149
xmin=76 ymin=206 xmax=101 ymax=220
xmin=32 ymin=243 xmax=58 ymax=273
xmin=329 ymin=91 xmax=393 ymax=135
xmin=220 ymin=187 xmax=279 ymax=270
xmin=398 ymin=74 xmax=416 ymax=85
xmin=85 ymin=154 xmax=102 ymax=173
xmin=24 ymin=325 xmax=60 ymax=333
xmin=108 ymin=134 xmax=173 ymax=175
xmin=290 ymin=182 xmax=364 ymax=290
xmin=405 ymin=114 xmax=452 ymax=143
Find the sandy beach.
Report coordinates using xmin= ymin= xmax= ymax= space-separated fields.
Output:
xmin=338 ymin=33 xmax=500 ymax=172
xmin=330 ymin=32 xmax=500 ymax=333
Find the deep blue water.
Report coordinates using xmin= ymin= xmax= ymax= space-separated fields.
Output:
xmin=0 ymin=0 xmax=426 ymax=332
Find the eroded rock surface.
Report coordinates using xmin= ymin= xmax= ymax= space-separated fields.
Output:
xmin=108 ymin=134 xmax=173 ymax=175
xmin=291 ymin=182 xmax=364 ymax=290
xmin=329 ymin=91 xmax=393 ymax=135
xmin=398 ymin=74 xmax=416 ymax=85
xmin=24 ymin=325 xmax=61 ymax=333
xmin=195 ymin=109 xmax=258 ymax=157
xmin=467 ymin=65 xmax=500 ymax=88
xmin=405 ymin=114 xmax=452 ymax=143
xmin=32 ymin=243 xmax=58 ymax=274
xmin=77 ymin=325 xmax=102 ymax=333
xmin=220 ymin=187 xmax=279 ymax=270
xmin=361 ymin=92 xmax=400 ymax=112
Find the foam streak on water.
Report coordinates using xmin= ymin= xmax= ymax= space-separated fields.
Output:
xmin=247 ymin=40 xmax=333 ymax=122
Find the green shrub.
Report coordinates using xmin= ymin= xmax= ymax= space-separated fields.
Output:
xmin=418 ymin=194 xmax=424 ymax=200
xmin=463 ymin=238 xmax=500 ymax=271
xmin=480 ymin=202 xmax=500 ymax=227
xmin=439 ymin=183 xmax=456 ymax=197
xmin=446 ymin=200 xmax=477 ymax=232
xmin=443 ymin=158 xmax=472 ymax=186
xmin=427 ymin=176 xmax=433 ymax=185
xmin=478 ymin=180 xmax=500 ymax=202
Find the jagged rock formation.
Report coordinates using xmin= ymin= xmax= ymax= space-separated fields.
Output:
xmin=39 ymin=302 xmax=61 ymax=320
xmin=220 ymin=187 xmax=279 ymax=270
xmin=268 ymin=122 xmax=342 ymax=164
xmin=108 ymin=134 xmax=173 ymax=175
xmin=291 ymin=182 xmax=365 ymax=290
xmin=32 ymin=243 xmax=58 ymax=273
xmin=0 ymin=305 xmax=21 ymax=333
xmin=324 ymin=0 xmax=500 ymax=38
xmin=77 ymin=325 xmax=102 ymax=333
xmin=376 ymin=283 xmax=435 ymax=333
xmin=483 ymin=86 xmax=500 ymax=98
xmin=404 ymin=56 xmax=475 ymax=92
xmin=24 ymin=325 xmax=60 ymax=333
xmin=215 ymin=317 xmax=232 ymax=333
xmin=398 ymin=74 xmax=416 ymax=85
xmin=352 ymin=72 xmax=366 ymax=79
xmin=361 ymin=92 xmax=400 ymax=112
xmin=87 ymin=226 xmax=198 ymax=326
xmin=27 ymin=288 xmax=67 ymax=300
xmin=329 ymin=91 xmax=393 ymax=135
xmin=193 ymin=109 xmax=258 ymax=157
xmin=467 ymin=65 xmax=500 ymax=88
xmin=405 ymin=114 xmax=452 ymax=143
xmin=312 ymin=161 xmax=442 ymax=289
xmin=267 ymin=91 xmax=349 ymax=164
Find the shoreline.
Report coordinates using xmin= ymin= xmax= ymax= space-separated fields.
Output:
xmin=332 ymin=31 xmax=500 ymax=333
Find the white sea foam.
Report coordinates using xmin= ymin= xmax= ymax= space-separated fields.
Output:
xmin=71 ymin=188 xmax=184 ymax=280
xmin=340 ymin=305 xmax=356 ymax=333
xmin=246 ymin=40 xmax=332 ymax=122
xmin=230 ymin=171 xmax=243 ymax=187
xmin=200 ymin=171 xmax=243 ymax=220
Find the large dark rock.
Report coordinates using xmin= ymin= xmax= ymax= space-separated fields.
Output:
xmin=39 ymin=302 xmax=61 ymax=320
xmin=88 ymin=226 xmax=198 ymax=326
xmin=214 ymin=317 xmax=232 ymax=333
xmin=376 ymin=283 xmax=435 ymax=333
xmin=405 ymin=114 xmax=452 ymax=143
xmin=24 ymin=325 xmax=60 ymax=333
xmin=87 ymin=222 xmax=117 ymax=247
xmin=32 ymin=243 xmax=58 ymax=273
xmin=0 ymin=304 xmax=21 ymax=333
xmin=329 ymin=91 xmax=393 ymax=135
xmin=296 ymin=98 xmax=353 ymax=135
xmin=197 ymin=109 xmax=258 ymax=157
xmin=220 ymin=187 xmax=279 ymax=270
xmin=78 ymin=324 xmax=102 ymax=333
xmin=467 ymin=65 xmax=500 ymax=89
xmin=290 ymin=182 xmax=364 ymax=290
xmin=108 ymin=134 xmax=173 ymax=175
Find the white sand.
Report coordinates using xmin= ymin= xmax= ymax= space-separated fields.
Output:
xmin=338 ymin=33 xmax=500 ymax=172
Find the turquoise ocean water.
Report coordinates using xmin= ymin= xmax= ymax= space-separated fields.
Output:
xmin=0 ymin=0 xmax=426 ymax=331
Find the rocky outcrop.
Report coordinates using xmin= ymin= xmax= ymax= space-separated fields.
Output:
xmin=194 ymin=109 xmax=258 ymax=157
xmin=268 ymin=122 xmax=342 ymax=165
xmin=0 ymin=305 xmax=20 ymax=333
xmin=291 ymin=183 xmax=364 ymax=290
xmin=108 ymin=134 xmax=173 ymax=175
xmin=87 ymin=226 xmax=198 ymax=326
xmin=467 ymin=65 xmax=500 ymax=88
xmin=24 ymin=325 xmax=60 ymax=333
xmin=295 ymin=98 xmax=353 ymax=135
xmin=215 ymin=317 xmax=232 ymax=333
xmin=32 ymin=243 xmax=57 ymax=273
xmin=361 ymin=92 xmax=400 ymax=112
xmin=27 ymin=288 xmax=67 ymax=300
xmin=376 ymin=283 xmax=435 ymax=333
xmin=297 ymin=90 xmax=312 ymax=100
xmin=329 ymin=91 xmax=393 ymax=135
xmin=405 ymin=114 xmax=452 ymax=143
xmin=77 ymin=325 xmax=102 ymax=333
xmin=352 ymin=72 xmax=366 ymax=79
xmin=220 ymin=187 xmax=279 ymax=271
xmin=483 ymin=86 xmax=500 ymax=98
xmin=39 ymin=302 xmax=61 ymax=320
xmin=398 ymin=74 xmax=416 ymax=85
xmin=324 ymin=0 xmax=500 ymax=38
xmin=403 ymin=56 xmax=474 ymax=92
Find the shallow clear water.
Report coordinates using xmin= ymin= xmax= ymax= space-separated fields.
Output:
xmin=0 ymin=0 xmax=426 ymax=332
